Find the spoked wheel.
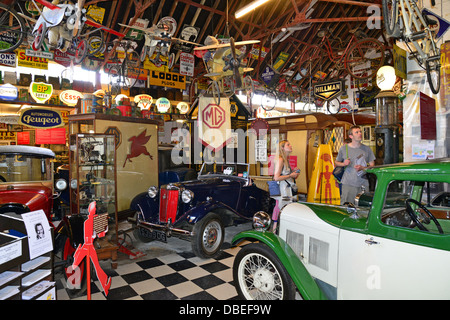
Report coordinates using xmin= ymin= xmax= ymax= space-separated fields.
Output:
xmin=233 ymin=243 xmax=296 ymax=300
xmin=122 ymin=50 xmax=142 ymax=89
xmin=74 ymin=38 xmax=88 ymax=65
xmin=345 ymin=38 xmax=385 ymax=80
xmin=32 ymin=22 xmax=46 ymax=51
xmin=326 ymin=98 xmax=341 ymax=114
xmin=260 ymin=89 xmax=278 ymax=111
xmin=107 ymin=64 xmax=122 ymax=97
xmin=0 ymin=3 xmax=26 ymax=53
xmin=299 ymin=45 xmax=324 ymax=78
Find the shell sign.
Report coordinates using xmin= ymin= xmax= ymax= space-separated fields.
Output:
xmin=60 ymin=90 xmax=84 ymax=106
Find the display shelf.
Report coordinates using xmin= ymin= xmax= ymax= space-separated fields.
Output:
xmin=0 ymin=214 xmax=54 ymax=300
xmin=69 ymin=133 xmax=119 ymax=268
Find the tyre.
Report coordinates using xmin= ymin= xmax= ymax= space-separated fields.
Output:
xmin=382 ymin=0 xmax=401 ymax=37
xmin=0 ymin=3 xmax=26 ymax=53
xmin=74 ymin=38 xmax=88 ymax=65
xmin=299 ymin=45 xmax=324 ymax=78
xmin=326 ymin=98 xmax=341 ymax=114
xmin=132 ymin=213 xmax=154 ymax=243
xmin=260 ymin=89 xmax=277 ymax=111
xmin=233 ymin=243 xmax=297 ymax=300
xmin=345 ymin=38 xmax=385 ymax=80
xmin=191 ymin=213 xmax=224 ymax=259
xmin=426 ymin=58 xmax=441 ymax=94
xmin=32 ymin=22 xmax=46 ymax=51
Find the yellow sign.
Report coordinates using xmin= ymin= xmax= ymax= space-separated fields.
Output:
xmin=314 ymin=80 xmax=344 ymax=101
xmin=307 ymin=144 xmax=340 ymax=205
xmin=17 ymin=49 xmax=48 ymax=70
xmin=0 ymin=131 xmax=16 ymax=140
xmin=393 ymin=44 xmax=407 ymax=79
xmin=149 ymin=70 xmax=186 ymax=90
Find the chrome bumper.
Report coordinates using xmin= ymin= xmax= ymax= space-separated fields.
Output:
xmin=127 ymin=216 xmax=193 ymax=237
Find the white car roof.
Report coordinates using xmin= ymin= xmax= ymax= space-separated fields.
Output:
xmin=0 ymin=145 xmax=55 ymax=158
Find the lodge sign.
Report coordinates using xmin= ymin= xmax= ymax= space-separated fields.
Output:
xmin=19 ymin=108 xmax=64 ymax=129
xmin=314 ymin=79 xmax=345 ymax=101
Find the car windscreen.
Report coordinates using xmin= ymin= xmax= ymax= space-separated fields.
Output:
xmin=0 ymin=154 xmax=52 ymax=183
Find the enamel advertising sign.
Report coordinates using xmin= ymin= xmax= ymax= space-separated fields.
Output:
xmin=29 ymin=82 xmax=53 ymax=103
xmin=19 ymin=108 xmax=64 ymax=129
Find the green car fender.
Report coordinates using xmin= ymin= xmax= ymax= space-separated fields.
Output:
xmin=232 ymin=230 xmax=327 ymax=300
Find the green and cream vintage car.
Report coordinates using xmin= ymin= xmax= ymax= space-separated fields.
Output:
xmin=232 ymin=158 xmax=450 ymax=300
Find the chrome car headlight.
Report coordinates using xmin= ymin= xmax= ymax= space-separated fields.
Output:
xmin=252 ymin=211 xmax=272 ymax=232
xmin=70 ymin=179 xmax=77 ymax=189
xmin=147 ymin=186 xmax=158 ymax=198
xmin=55 ymin=178 xmax=67 ymax=191
xmin=181 ymin=189 xmax=194 ymax=203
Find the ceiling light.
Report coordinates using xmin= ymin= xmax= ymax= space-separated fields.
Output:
xmin=235 ymin=0 xmax=270 ymax=19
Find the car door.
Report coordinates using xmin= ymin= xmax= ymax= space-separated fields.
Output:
xmin=337 ymin=179 xmax=450 ymax=299
xmin=337 ymin=228 xmax=450 ymax=299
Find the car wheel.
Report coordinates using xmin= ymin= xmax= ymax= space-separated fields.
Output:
xmin=191 ymin=213 xmax=224 ymax=259
xmin=233 ymin=243 xmax=296 ymax=300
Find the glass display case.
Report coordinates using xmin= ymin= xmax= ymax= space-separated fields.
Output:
xmin=69 ymin=133 xmax=118 ymax=266
xmin=69 ymin=134 xmax=117 ymax=218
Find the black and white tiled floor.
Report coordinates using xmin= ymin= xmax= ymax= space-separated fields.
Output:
xmin=55 ymin=224 xmax=251 ymax=300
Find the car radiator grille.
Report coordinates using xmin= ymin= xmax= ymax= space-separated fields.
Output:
xmin=159 ymin=188 xmax=179 ymax=223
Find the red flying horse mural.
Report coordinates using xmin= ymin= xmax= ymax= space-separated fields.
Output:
xmin=123 ymin=129 xmax=153 ymax=167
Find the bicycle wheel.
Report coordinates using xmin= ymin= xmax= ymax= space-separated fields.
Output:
xmin=345 ymin=38 xmax=385 ymax=80
xmin=326 ymin=98 xmax=341 ymax=114
xmin=261 ymin=89 xmax=278 ymax=111
xmin=107 ymin=64 xmax=122 ymax=97
xmin=299 ymin=45 xmax=324 ymax=78
xmin=0 ymin=3 xmax=26 ymax=53
xmin=32 ymin=22 xmax=46 ymax=51
xmin=382 ymin=0 xmax=401 ymax=37
xmin=426 ymin=58 xmax=441 ymax=94
xmin=74 ymin=38 xmax=88 ymax=65
xmin=207 ymin=80 xmax=221 ymax=105
xmin=123 ymin=50 xmax=142 ymax=88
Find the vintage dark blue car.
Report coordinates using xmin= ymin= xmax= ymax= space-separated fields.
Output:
xmin=129 ymin=163 xmax=275 ymax=258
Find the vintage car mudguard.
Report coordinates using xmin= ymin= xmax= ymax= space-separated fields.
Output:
xmin=232 ymin=230 xmax=327 ymax=300
xmin=182 ymin=199 xmax=250 ymax=226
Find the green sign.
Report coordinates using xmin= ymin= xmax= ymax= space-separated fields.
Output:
xmin=29 ymin=82 xmax=53 ymax=103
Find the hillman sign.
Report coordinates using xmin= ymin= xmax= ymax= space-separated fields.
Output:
xmin=314 ymin=79 xmax=345 ymax=101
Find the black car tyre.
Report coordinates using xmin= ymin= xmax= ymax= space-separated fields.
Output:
xmin=233 ymin=243 xmax=296 ymax=300
xmin=192 ymin=213 xmax=224 ymax=259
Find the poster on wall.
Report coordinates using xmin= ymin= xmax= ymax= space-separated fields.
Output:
xmin=419 ymin=92 xmax=436 ymax=140
xmin=35 ymin=128 xmax=66 ymax=144
xmin=198 ymin=97 xmax=231 ymax=151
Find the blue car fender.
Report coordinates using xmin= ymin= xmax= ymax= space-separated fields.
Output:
xmin=182 ymin=200 xmax=241 ymax=226
xmin=232 ymin=230 xmax=327 ymax=300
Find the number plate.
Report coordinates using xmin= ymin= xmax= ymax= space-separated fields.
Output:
xmin=140 ymin=228 xmax=167 ymax=242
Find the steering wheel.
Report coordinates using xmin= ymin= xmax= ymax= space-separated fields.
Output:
xmin=405 ymin=198 xmax=443 ymax=234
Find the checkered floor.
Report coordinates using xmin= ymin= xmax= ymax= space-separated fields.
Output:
xmin=55 ymin=224 xmax=250 ymax=300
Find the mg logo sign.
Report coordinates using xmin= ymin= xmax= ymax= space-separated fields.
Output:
xmin=202 ymin=104 xmax=226 ymax=129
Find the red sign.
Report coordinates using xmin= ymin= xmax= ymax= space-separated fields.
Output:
xmin=419 ymin=92 xmax=436 ymax=140
xmin=201 ymin=104 xmax=226 ymax=129
xmin=16 ymin=131 xmax=30 ymax=145
xmin=35 ymin=128 xmax=66 ymax=144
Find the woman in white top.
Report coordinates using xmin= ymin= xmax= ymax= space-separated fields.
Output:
xmin=273 ymin=140 xmax=300 ymax=197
